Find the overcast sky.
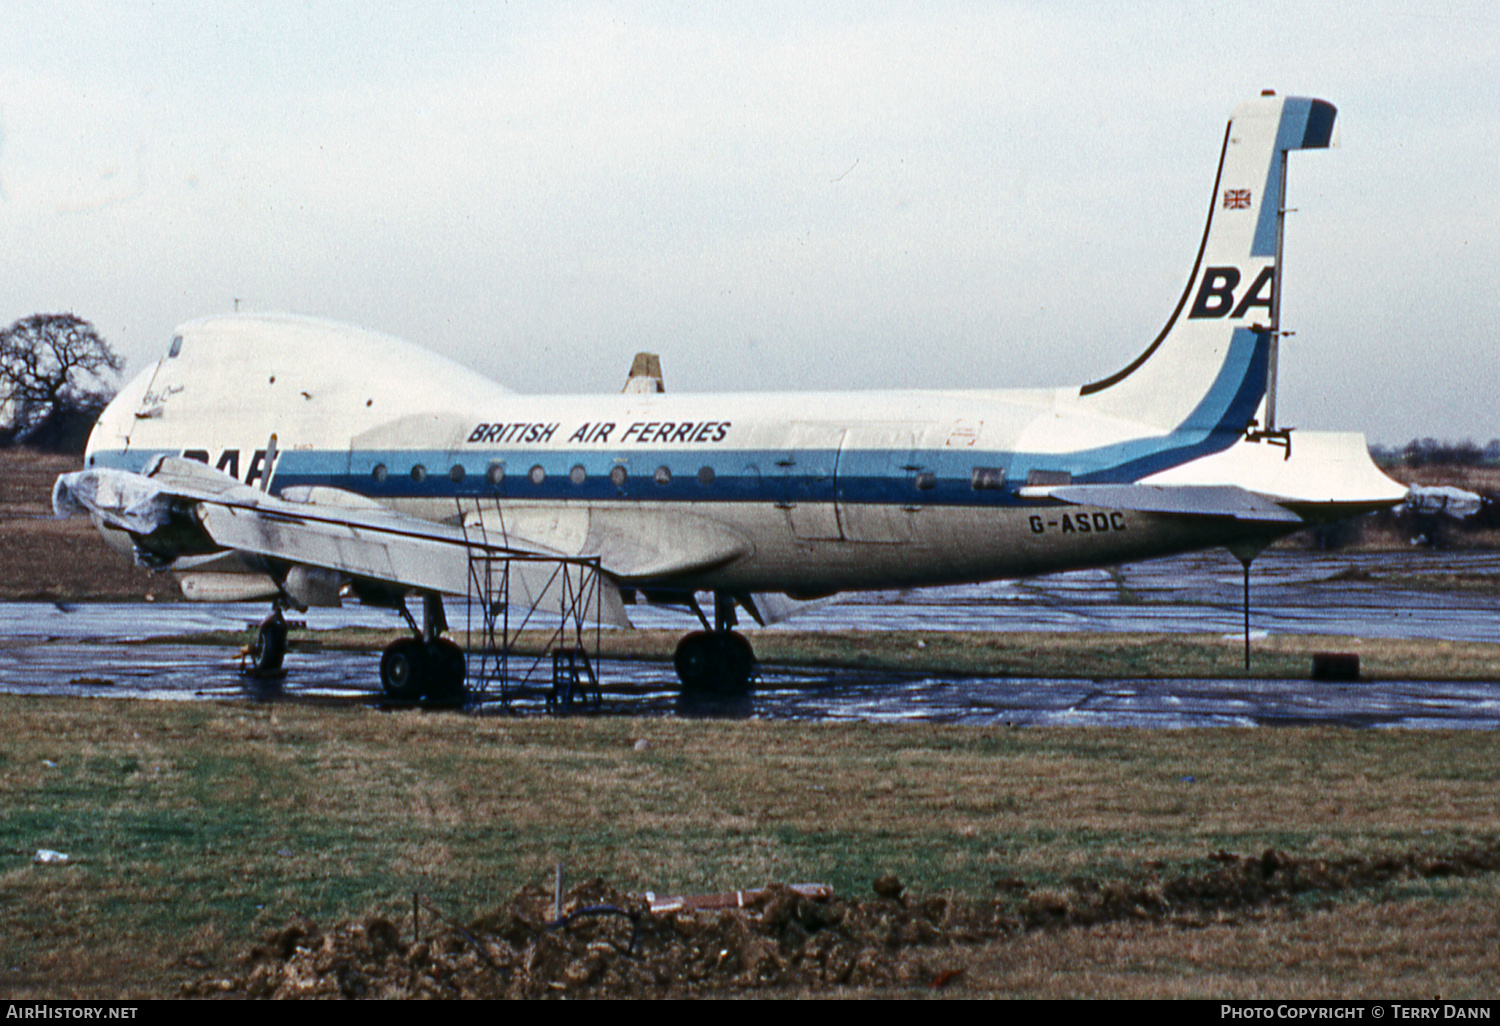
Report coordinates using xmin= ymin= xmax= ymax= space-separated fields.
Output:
xmin=2 ymin=2 xmax=1495 ymax=445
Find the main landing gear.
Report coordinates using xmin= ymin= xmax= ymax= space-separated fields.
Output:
xmin=672 ymin=591 xmax=757 ymax=693
xmin=379 ymin=593 xmax=467 ymax=707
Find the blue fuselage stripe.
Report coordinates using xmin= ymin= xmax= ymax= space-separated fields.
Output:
xmin=91 ymin=341 xmax=1264 ymax=511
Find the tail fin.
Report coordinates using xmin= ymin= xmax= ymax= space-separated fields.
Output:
xmin=1079 ymin=93 xmax=1336 ymax=432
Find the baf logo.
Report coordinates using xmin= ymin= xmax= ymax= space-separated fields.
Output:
xmin=1189 ymin=265 xmax=1275 ymax=320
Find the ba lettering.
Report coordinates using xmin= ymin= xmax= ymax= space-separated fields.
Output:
xmin=1188 ymin=265 xmax=1274 ymax=320
xmin=181 ymin=448 xmax=276 ymax=485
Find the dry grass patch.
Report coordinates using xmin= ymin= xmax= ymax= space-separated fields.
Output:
xmin=964 ymin=880 xmax=1500 ymax=999
xmin=0 ymin=449 xmax=180 ymax=601
xmin=3 ymin=697 xmax=1499 ymax=997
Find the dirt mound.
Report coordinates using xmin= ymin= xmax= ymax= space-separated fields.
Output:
xmin=184 ymin=880 xmax=986 ymax=998
xmin=1013 ymin=844 xmax=1500 ymax=931
xmin=183 ymin=842 xmax=1500 ymax=998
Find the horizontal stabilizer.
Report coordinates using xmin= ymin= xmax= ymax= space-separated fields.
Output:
xmin=1026 ymin=483 xmax=1302 ymax=523
xmin=1406 ymin=484 xmax=1483 ymax=519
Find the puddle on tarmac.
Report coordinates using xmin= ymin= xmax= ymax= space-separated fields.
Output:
xmin=3 ymin=550 xmax=1498 ymax=727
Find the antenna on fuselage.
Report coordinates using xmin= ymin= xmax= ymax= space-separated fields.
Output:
xmin=260 ymin=433 xmax=278 ymax=493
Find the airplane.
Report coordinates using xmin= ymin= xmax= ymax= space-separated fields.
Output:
xmin=54 ymin=92 xmax=1407 ymax=702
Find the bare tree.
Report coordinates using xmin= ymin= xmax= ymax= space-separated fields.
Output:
xmin=0 ymin=313 xmax=123 ymax=448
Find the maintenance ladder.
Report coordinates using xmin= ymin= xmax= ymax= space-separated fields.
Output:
xmin=455 ymin=496 xmax=605 ymax=710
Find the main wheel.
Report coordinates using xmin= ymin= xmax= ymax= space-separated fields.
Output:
xmin=423 ymin=638 xmax=467 ymax=707
xmin=673 ymin=631 xmax=756 ymax=692
xmin=249 ymin=612 xmax=288 ymax=675
xmin=719 ymin=631 xmax=756 ymax=686
xmin=380 ymin=638 xmax=427 ymax=702
xmin=673 ymin=631 xmax=715 ymax=689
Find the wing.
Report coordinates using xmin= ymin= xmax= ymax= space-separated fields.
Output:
xmin=54 ymin=456 xmax=637 ymax=626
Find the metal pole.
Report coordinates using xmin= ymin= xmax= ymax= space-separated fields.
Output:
xmin=1243 ymin=560 xmax=1252 ymax=673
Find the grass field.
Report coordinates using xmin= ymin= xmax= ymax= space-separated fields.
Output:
xmin=6 ymin=450 xmax=1500 ymax=995
xmin=0 ymin=450 xmax=177 ymax=601
xmin=2 ymin=696 xmax=1498 ymax=998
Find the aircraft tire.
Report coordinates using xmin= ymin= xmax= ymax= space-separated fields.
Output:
xmin=422 ymin=638 xmax=468 ymax=707
xmin=674 ymin=631 xmax=756 ymax=693
xmin=673 ymin=631 xmax=714 ymax=689
xmin=380 ymin=638 xmax=427 ymax=703
xmin=249 ymin=612 xmax=288 ymax=674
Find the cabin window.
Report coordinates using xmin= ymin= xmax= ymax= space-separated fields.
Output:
xmin=970 ymin=466 xmax=1005 ymax=491
xmin=654 ymin=466 xmax=672 ymax=485
xmin=168 ymin=335 xmax=183 ymax=358
xmin=411 ymin=464 xmax=427 ymax=483
xmin=372 ymin=463 xmax=388 ymax=483
xmin=1026 ymin=469 xmax=1072 ymax=487
xmin=529 ymin=464 xmax=546 ymax=486
xmin=569 ymin=464 xmax=587 ymax=485
xmin=609 ymin=465 xmax=628 ymax=487
xmin=487 ymin=462 xmax=505 ymax=486
xmin=914 ymin=471 xmax=937 ymax=491
xmin=449 ymin=464 xmax=465 ymax=483
xmin=697 ymin=465 xmax=715 ymax=487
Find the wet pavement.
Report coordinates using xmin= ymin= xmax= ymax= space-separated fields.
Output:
xmin=2 ymin=549 xmax=1498 ymax=727
xmin=731 ymin=549 xmax=1500 ymax=643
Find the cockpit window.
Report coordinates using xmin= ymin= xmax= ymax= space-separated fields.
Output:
xmin=168 ymin=335 xmax=183 ymax=358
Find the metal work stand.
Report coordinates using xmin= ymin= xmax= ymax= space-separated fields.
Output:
xmin=455 ymin=496 xmax=606 ymax=711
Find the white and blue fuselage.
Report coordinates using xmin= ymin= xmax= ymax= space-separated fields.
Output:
xmin=74 ymin=93 xmax=1405 ymax=613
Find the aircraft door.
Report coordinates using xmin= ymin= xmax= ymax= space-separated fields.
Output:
xmin=836 ymin=426 xmax=927 ymax=543
xmin=771 ymin=424 xmax=846 ymax=540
